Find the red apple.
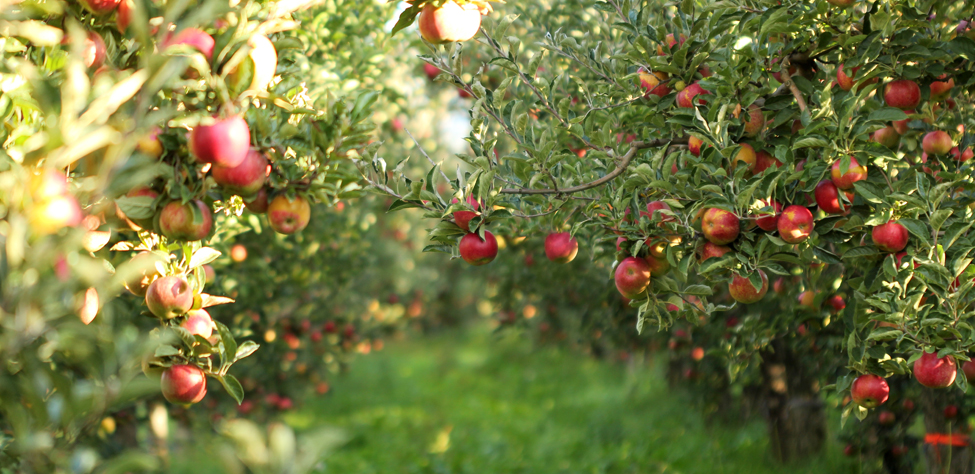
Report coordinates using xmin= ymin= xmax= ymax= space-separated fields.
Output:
xmin=872 ymin=220 xmax=908 ymax=253
xmin=836 ymin=63 xmax=857 ymax=91
xmin=777 ymin=205 xmax=814 ymax=244
xmin=884 ymin=79 xmax=921 ymax=110
xmin=182 ymin=309 xmax=214 ymax=339
xmin=733 ymin=143 xmax=757 ymax=173
xmin=922 ymin=131 xmax=953 ymax=155
xmin=545 ymin=232 xmax=579 ymax=263
xmin=459 ymin=231 xmax=498 ymax=266
xmin=423 ymin=63 xmax=440 ymax=80
xmin=827 ymin=295 xmax=846 ymax=312
xmin=116 ymin=0 xmax=132 ymax=32
xmin=267 ymin=194 xmax=311 ymax=234
xmin=645 ymin=254 xmax=670 ymax=276
xmin=753 ymin=150 xmax=782 ymax=174
xmin=212 ymin=149 xmax=268 ymax=197
xmin=697 ymin=243 xmax=730 ymax=263
xmin=930 ymin=76 xmax=954 ymax=101
xmin=871 ymin=126 xmax=900 ymax=149
xmin=80 ymin=0 xmax=120 ymax=15
xmin=145 ymin=275 xmax=194 ymax=319
xmin=913 ymin=350 xmax=956 ymax=388
xmin=676 ymin=82 xmax=708 ymax=108
xmin=161 ymin=364 xmax=207 ymax=405
xmin=159 ymin=200 xmax=213 ymax=242
xmin=691 ymin=347 xmax=705 ymax=361
xmin=743 ymin=104 xmax=764 ymax=137
xmin=190 ymin=116 xmax=251 ymax=168
xmin=951 ymin=147 xmax=974 ymax=162
xmin=244 ymin=188 xmax=269 ymax=214
xmin=892 ymin=116 xmax=912 ymax=135
xmin=451 ymin=195 xmax=480 ymax=232
xmin=688 ymin=136 xmax=703 ymax=156
xmin=728 ymin=270 xmax=768 ymax=304
xmin=701 ymin=208 xmax=740 ymax=245
xmin=843 ymin=445 xmax=856 ymax=457
xmin=815 ymin=180 xmax=853 ymax=215
xmin=755 ymin=200 xmax=781 ymax=231
xmin=162 ymin=28 xmax=215 ymax=60
xmin=963 ymin=359 xmax=975 ymax=382
xmin=615 ymin=257 xmax=651 ymax=299
xmin=878 ymin=411 xmax=896 ymax=425
xmin=642 ymin=201 xmax=674 ymax=223
xmin=639 ymin=68 xmax=670 ymax=97
xmin=773 ymin=277 xmax=786 ymax=294
xmin=417 ymin=0 xmax=481 ymax=44
xmin=656 ymin=33 xmax=686 ymax=55
xmin=851 ymin=375 xmax=889 ymax=408
xmin=831 ymin=156 xmax=867 ymax=190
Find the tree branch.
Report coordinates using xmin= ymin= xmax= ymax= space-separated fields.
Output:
xmin=499 ymin=138 xmax=681 ymax=195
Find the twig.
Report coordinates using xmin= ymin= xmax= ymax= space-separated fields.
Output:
xmin=405 ymin=128 xmax=451 ymax=183
xmin=500 ymin=138 xmax=680 ymax=195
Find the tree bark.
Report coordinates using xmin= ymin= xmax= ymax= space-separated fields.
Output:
xmin=759 ymin=339 xmax=826 ymax=462
xmin=919 ymin=388 xmax=973 ymax=474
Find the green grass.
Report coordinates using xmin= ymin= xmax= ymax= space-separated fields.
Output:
xmin=284 ymin=328 xmax=857 ymax=474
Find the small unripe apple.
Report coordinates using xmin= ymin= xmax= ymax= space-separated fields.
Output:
xmin=267 ymin=194 xmax=311 ymax=234
xmin=182 ymin=309 xmax=214 ymax=338
xmin=870 ymin=126 xmax=900 ymax=149
xmin=190 ymin=116 xmax=251 ymax=168
xmin=158 ymin=200 xmax=213 ymax=242
xmin=211 ymin=149 xmax=268 ymax=197
xmin=814 ymin=180 xmax=853 ymax=215
xmin=676 ymin=82 xmax=708 ymax=108
xmin=913 ymin=350 xmax=956 ymax=388
xmin=728 ymin=270 xmax=768 ymax=304
xmin=921 ymin=131 xmax=953 ymax=155
xmin=753 ymin=150 xmax=782 ymax=174
xmin=161 ymin=364 xmax=207 ymax=405
xmin=777 ymin=205 xmax=814 ymax=244
xmin=850 ymin=374 xmax=890 ymax=408
xmin=754 ymin=200 xmax=781 ymax=231
xmin=639 ymin=68 xmax=670 ymax=98
xmin=615 ymin=257 xmax=651 ymax=299
xmin=702 ymin=208 xmax=740 ymax=245
xmin=544 ymin=232 xmax=579 ymax=263
xmin=831 ymin=156 xmax=867 ymax=190
xmin=145 ymin=275 xmax=194 ymax=319
xmin=872 ymin=220 xmax=909 ymax=253
xmin=459 ymin=231 xmax=498 ymax=266
xmin=417 ymin=1 xmax=481 ymax=44
xmin=884 ymin=80 xmax=921 ymax=110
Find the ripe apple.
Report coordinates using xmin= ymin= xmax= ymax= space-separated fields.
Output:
xmin=878 ymin=411 xmax=896 ymax=425
xmin=545 ymin=232 xmax=579 ymax=263
xmin=777 ymin=205 xmax=814 ymax=244
xmin=676 ymin=82 xmax=708 ymax=108
xmin=159 ymin=200 xmax=213 ymax=242
xmin=827 ymin=295 xmax=846 ymax=312
xmin=145 ymin=275 xmax=194 ymax=319
xmin=836 ymin=63 xmax=858 ymax=90
xmin=639 ymin=68 xmax=670 ymax=97
xmin=30 ymin=194 xmax=83 ymax=235
xmin=423 ymin=63 xmax=440 ymax=80
xmin=80 ymin=0 xmax=120 ymax=15
xmin=137 ymin=127 xmax=164 ymax=159
xmin=871 ymin=126 xmax=900 ymax=149
xmin=451 ymin=195 xmax=480 ymax=232
xmin=753 ymin=150 xmax=782 ymax=174
xmin=459 ymin=231 xmax=498 ymax=266
xmin=182 ymin=309 xmax=214 ymax=338
xmin=116 ymin=0 xmax=132 ymax=32
xmin=850 ymin=374 xmax=890 ymax=408
xmin=733 ymin=143 xmax=757 ymax=173
xmin=831 ymin=156 xmax=867 ymax=190
xmin=930 ymin=76 xmax=954 ymax=101
xmin=892 ymin=115 xmax=912 ymax=134
xmin=642 ymin=201 xmax=673 ymax=223
xmin=244 ymin=188 xmax=269 ymax=214
xmin=742 ymin=105 xmax=764 ymax=137
xmin=418 ymin=1 xmax=481 ymax=44
xmin=945 ymin=405 xmax=959 ymax=419
xmin=913 ymin=350 xmax=956 ymax=388
xmin=688 ymin=136 xmax=703 ymax=156
xmin=884 ymin=79 xmax=921 ymax=110
xmin=963 ymin=359 xmax=975 ymax=382
xmin=843 ymin=445 xmax=855 ymax=457
xmin=162 ymin=28 xmax=215 ymax=60
xmin=728 ymin=270 xmax=768 ymax=304
xmin=267 ymin=194 xmax=311 ymax=234
xmin=701 ymin=208 xmax=740 ymax=245
xmin=230 ymin=244 xmax=247 ymax=262
xmin=773 ymin=277 xmax=786 ymax=294
xmin=814 ymin=180 xmax=853 ymax=215
xmin=826 ymin=0 xmax=854 ymax=8
xmin=872 ymin=220 xmax=908 ymax=253
xmin=190 ymin=116 xmax=251 ymax=168
xmin=656 ymin=33 xmax=686 ymax=55
xmin=645 ymin=254 xmax=670 ymax=276
xmin=161 ymin=364 xmax=207 ymax=405
xmin=123 ymin=252 xmax=164 ymax=296
xmin=226 ymin=34 xmax=278 ymax=94
xmin=951 ymin=147 xmax=974 ymax=162
xmin=921 ymin=131 xmax=953 ymax=155
xmin=797 ymin=290 xmax=816 ymax=308
xmin=698 ymin=242 xmax=731 ymax=262
xmin=691 ymin=347 xmax=705 ymax=361
xmin=755 ymin=200 xmax=781 ymax=231
xmin=615 ymin=257 xmax=651 ymax=298
xmin=211 ymin=149 xmax=268 ymax=197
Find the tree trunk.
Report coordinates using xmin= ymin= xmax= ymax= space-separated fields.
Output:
xmin=759 ymin=339 xmax=826 ymax=462
xmin=919 ymin=388 xmax=973 ymax=474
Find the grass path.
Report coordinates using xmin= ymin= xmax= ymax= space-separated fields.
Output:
xmin=289 ymin=328 xmax=856 ymax=474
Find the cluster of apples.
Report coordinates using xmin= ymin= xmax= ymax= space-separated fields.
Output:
xmin=614 ymin=201 xmax=679 ymax=300
xmin=851 ymin=352 xmax=975 ymax=411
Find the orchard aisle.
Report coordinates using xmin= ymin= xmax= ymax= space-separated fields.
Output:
xmin=285 ymin=328 xmax=855 ymax=474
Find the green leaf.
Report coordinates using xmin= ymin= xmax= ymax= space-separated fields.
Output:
xmin=234 ymin=340 xmax=259 ymax=362
xmin=898 ymin=218 xmax=932 ymax=246
xmin=215 ymin=321 xmax=237 ymax=367
xmin=867 ymin=107 xmax=909 ymax=122
xmin=189 ymin=247 xmax=221 ymax=269
xmin=390 ymin=4 xmax=422 ymax=36
xmin=217 ymin=374 xmax=245 ymax=405
xmin=683 ymin=285 xmax=714 ymax=296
